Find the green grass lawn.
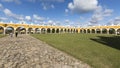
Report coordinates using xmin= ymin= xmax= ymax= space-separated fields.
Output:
xmin=31 ymin=33 xmax=120 ymax=68
xmin=0 ymin=34 xmax=5 ymax=38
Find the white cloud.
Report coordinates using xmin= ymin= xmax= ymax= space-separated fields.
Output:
xmin=1 ymin=0 xmax=21 ymax=4
xmin=41 ymin=3 xmax=48 ymax=10
xmin=46 ymin=20 xmax=61 ymax=26
xmin=39 ymin=0 xmax=64 ymax=2
xmin=108 ymin=17 xmax=120 ymax=25
xmin=90 ymin=6 xmax=113 ymax=24
xmin=47 ymin=20 xmax=54 ymax=25
xmin=0 ymin=3 xmax=4 ymax=11
xmin=0 ymin=3 xmax=3 ymax=9
xmin=0 ymin=17 xmax=8 ymax=21
xmin=65 ymin=19 xmax=70 ymax=23
xmin=3 ymin=8 xmax=24 ymax=20
xmin=80 ymin=16 xmax=84 ymax=20
xmin=68 ymin=0 xmax=98 ymax=13
xmin=27 ymin=0 xmax=64 ymax=3
xmin=27 ymin=0 xmax=36 ymax=2
xmin=48 ymin=20 xmax=53 ymax=23
xmin=33 ymin=14 xmax=45 ymax=21
xmin=103 ymin=9 xmax=113 ymax=16
xmin=51 ymin=4 xmax=55 ymax=9
xmin=65 ymin=9 xmax=69 ymax=13
xmin=42 ymin=3 xmax=55 ymax=10
xmin=43 ymin=6 xmax=47 ymax=10
xmin=25 ymin=16 xmax=31 ymax=21
xmin=3 ymin=8 xmax=13 ymax=16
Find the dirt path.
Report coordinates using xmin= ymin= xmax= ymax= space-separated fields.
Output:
xmin=0 ymin=34 xmax=90 ymax=68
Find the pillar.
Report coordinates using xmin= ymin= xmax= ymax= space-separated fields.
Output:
xmin=115 ymin=29 xmax=117 ymax=35
xmin=3 ymin=27 xmax=6 ymax=35
xmin=107 ymin=29 xmax=109 ymax=34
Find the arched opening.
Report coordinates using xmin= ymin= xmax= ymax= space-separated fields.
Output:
xmin=117 ymin=28 xmax=120 ymax=35
xmin=60 ymin=29 xmax=63 ymax=33
xmin=52 ymin=28 xmax=55 ymax=33
xmin=35 ymin=28 xmax=40 ymax=34
xmin=64 ymin=29 xmax=67 ymax=33
xmin=91 ymin=29 xmax=95 ymax=33
xmin=80 ymin=29 xmax=82 ymax=33
xmin=76 ymin=29 xmax=78 ymax=33
xmin=16 ymin=27 xmax=26 ymax=34
xmin=87 ymin=29 xmax=90 ymax=33
xmin=71 ymin=29 xmax=73 ymax=33
xmin=5 ymin=27 xmax=14 ymax=34
xmin=41 ymin=28 xmax=46 ymax=34
xmin=56 ymin=28 xmax=59 ymax=33
xmin=68 ymin=29 xmax=70 ymax=33
xmin=83 ymin=29 xmax=86 ymax=33
xmin=102 ymin=28 xmax=107 ymax=34
xmin=0 ymin=26 xmax=4 ymax=34
xmin=47 ymin=28 xmax=51 ymax=33
xmin=96 ymin=29 xmax=101 ymax=34
xmin=109 ymin=28 xmax=115 ymax=34
xmin=28 ymin=28 xmax=33 ymax=34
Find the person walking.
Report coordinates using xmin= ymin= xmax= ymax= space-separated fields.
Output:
xmin=15 ymin=31 xmax=18 ymax=37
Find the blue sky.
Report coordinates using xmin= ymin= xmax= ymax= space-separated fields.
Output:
xmin=0 ymin=0 xmax=120 ymax=27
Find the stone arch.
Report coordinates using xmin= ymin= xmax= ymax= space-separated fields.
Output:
xmin=64 ymin=29 xmax=67 ymax=33
xmin=102 ymin=28 xmax=107 ymax=34
xmin=47 ymin=28 xmax=51 ymax=33
xmin=68 ymin=29 xmax=70 ymax=33
xmin=71 ymin=29 xmax=73 ymax=33
xmin=41 ymin=28 xmax=46 ymax=34
xmin=56 ymin=28 xmax=59 ymax=33
xmin=80 ymin=29 xmax=82 ymax=33
xmin=35 ymin=28 xmax=40 ymax=34
xmin=16 ymin=27 xmax=26 ymax=34
xmin=60 ymin=29 xmax=63 ymax=33
xmin=0 ymin=26 xmax=4 ymax=34
xmin=109 ymin=28 xmax=115 ymax=34
xmin=76 ymin=29 xmax=78 ymax=33
xmin=28 ymin=28 xmax=33 ymax=34
xmin=91 ymin=29 xmax=95 ymax=33
xmin=96 ymin=28 xmax=101 ymax=34
xmin=52 ymin=28 xmax=55 ymax=33
xmin=5 ymin=26 xmax=14 ymax=34
xmin=87 ymin=29 xmax=90 ymax=33
xmin=117 ymin=28 xmax=120 ymax=35
xmin=83 ymin=29 xmax=86 ymax=33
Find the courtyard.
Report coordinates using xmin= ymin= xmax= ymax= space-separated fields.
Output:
xmin=0 ymin=33 xmax=120 ymax=68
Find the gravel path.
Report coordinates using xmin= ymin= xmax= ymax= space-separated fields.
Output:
xmin=0 ymin=34 xmax=91 ymax=68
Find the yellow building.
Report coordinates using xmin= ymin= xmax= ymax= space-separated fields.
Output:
xmin=79 ymin=25 xmax=120 ymax=35
xmin=0 ymin=23 xmax=78 ymax=34
xmin=0 ymin=22 xmax=120 ymax=35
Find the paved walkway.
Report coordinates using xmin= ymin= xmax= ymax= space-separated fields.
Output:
xmin=0 ymin=34 xmax=90 ymax=68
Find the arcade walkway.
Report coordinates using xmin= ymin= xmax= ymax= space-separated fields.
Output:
xmin=0 ymin=35 xmax=90 ymax=68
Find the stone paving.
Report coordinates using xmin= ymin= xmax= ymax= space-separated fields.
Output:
xmin=0 ymin=34 xmax=91 ymax=68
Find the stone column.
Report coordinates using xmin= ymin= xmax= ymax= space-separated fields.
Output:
xmin=115 ymin=29 xmax=117 ymax=35
xmin=50 ymin=28 xmax=52 ymax=34
xmin=14 ymin=28 xmax=16 ymax=34
xmin=3 ymin=27 xmax=6 ymax=35
xmin=95 ymin=29 xmax=97 ymax=34
xmin=26 ymin=28 xmax=29 ymax=34
xmin=100 ymin=29 xmax=102 ymax=34
xmin=107 ymin=29 xmax=109 ymax=34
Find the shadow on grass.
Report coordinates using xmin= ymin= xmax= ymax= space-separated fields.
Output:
xmin=90 ymin=36 xmax=120 ymax=50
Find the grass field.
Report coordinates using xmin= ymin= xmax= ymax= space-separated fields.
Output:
xmin=31 ymin=33 xmax=120 ymax=68
xmin=0 ymin=34 xmax=5 ymax=38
